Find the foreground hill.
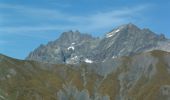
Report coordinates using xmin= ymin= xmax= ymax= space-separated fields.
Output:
xmin=1 ymin=50 xmax=170 ymax=100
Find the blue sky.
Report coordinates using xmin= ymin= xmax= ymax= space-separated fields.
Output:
xmin=0 ymin=0 xmax=170 ymax=59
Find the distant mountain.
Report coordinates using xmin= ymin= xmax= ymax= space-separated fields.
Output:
xmin=1 ymin=50 xmax=170 ymax=100
xmin=93 ymin=23 xmax=169 ymax=61
xmin=26 ymin=30 xmax=100 ymax=64
xmin=26 ymin=23 xmax=170 ymax=64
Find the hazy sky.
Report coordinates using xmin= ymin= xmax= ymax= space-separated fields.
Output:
xmin=0 ymin=0 xmax=170 ymax=59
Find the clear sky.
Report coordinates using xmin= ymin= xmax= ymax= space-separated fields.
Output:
xmin=0 ymin=0 xmax=170 ymax=59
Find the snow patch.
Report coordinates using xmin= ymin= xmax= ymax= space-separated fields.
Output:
xmin=84 ymin=58 xmax=93 ymax=63
xmin=67 ymin=46 xmax=75 ymax=50
xmin=112 ymin=56 xmax=117 ymax=59
xmin=106 ymin=29 xmax=120 ymax=38
xmin=72 ymin=42 xmax=75 ymax=45
xmin=115 ymin=29 xmax=120 ymax=33
xmin=71 ymin=56 xmax=78 ymax=60
xmin=66 ymin=56 xmax=79 ymax=64
xmin=67 ymin=43 xmax=76 ymax=50
xmin=106 ymin=26 xmax=124 ymax=38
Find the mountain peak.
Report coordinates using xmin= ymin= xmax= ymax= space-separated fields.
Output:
xmin=59 ymin=30 xmax=95 ymax=41
xmin=106 ymin=23 xmax=140 ymax=38
xmin=117 ymin=23 xmax=140 ymax=30
xmin=125 ymin=23 xmax=138 ymax=28
xmin=60 ymin=30 xmax=80 ymax=39
xmin=56 ymin=30 xmax=85 ymax=45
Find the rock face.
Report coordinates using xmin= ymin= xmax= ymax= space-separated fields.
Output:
xmin=26 ymin=23 xmax=170 ymax=64
xmin=26 ymin=30 xmax=100 ymax=64
xmin=1 ymin=50 xmax=170 ymax=100
xmin=94 ymin=24 xmax=167 ymax=61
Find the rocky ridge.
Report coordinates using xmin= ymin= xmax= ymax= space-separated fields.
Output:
xmin=26 ymin=23 xmax=170 ymax=64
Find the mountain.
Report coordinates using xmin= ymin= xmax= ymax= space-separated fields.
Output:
xmin=93 ymin=23 xmax=168 ymax=61
xmin=1 ymin=50 xmax=170 ymax=100
xmin=26 ymin=23 xmax=170 ymax=64
xmin=26 ymin=30 xmax=100 ymax=64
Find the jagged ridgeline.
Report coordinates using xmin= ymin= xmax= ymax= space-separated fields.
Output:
xmin=26 ymin=23 xmax=170 ymax=64
xmin=1 ymin=50 xmax=170 ymax=100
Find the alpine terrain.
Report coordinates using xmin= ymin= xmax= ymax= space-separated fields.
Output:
xmin=26 ymin=23 xmax=170 ymax=64
xmin=0 ymin=23 xmax=170 ymax=100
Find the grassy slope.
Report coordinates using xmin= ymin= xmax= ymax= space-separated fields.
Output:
xmin=0 ymin=50 xmax=170 ymax=100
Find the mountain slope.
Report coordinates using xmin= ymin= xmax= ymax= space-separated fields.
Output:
xmin=1 ymin=50 xmax=170 ymax=100
xmin=26 ymin=23 xmax=170 ymax=64
xmin=95 ymin=24 xmax=167 ymax=60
